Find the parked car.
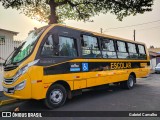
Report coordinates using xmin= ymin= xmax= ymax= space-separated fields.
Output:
xmin=155 ymin=63 xmax=160 ymax=73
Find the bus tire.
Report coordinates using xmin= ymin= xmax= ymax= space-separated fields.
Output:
xmin=44 ymin=84 xmax=67 ymax=109
xmin=120 ymin=75 xmax=135 ymax=89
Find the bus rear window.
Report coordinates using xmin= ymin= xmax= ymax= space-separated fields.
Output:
xmin=138 ymin=45 xmax=146 ymax=59
xmin=127 ymin=43 xmax=138 ymax=59
xmin=138 ymin=45 xmax=145 ymax=54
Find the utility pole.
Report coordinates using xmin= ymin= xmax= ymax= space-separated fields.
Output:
xmin=100 ymin=28 xmax=103 ymax=34
xmin=133 ymin=29 xmax=136 ymax=41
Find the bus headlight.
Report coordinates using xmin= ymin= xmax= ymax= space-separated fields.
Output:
xmin=14 ymin=65 xmax=28 ymax=80
xmin=15 ymin=80 xmax=26 ymax=90
xmin=13 ymin=59 xmax=39 ymax=81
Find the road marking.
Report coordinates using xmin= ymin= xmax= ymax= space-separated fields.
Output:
xmin=0 ymin=99 xmax=18 ymax=106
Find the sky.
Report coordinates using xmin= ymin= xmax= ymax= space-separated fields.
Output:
xmin=0 ymin=0 xmax=160 ymax=48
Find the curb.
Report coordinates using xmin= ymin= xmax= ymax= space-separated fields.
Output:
xmin=0 ymin=99 xmax=18 ymax=106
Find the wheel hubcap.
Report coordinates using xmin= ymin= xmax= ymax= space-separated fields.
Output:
xmin=128 ymin=78 xmax=134 ymax=87
xmin=50 ymin=89 xmax=63 ymax=104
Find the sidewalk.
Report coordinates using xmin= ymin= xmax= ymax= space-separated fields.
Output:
xmin=150 ymin=69 xmax=155 ymax=74
xmin=0 ymin=91 xmax=17 ymax=106
xmin=0 ymin=72 xmax=3 ymax=91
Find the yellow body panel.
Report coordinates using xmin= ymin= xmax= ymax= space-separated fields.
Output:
xmin=74 ymin=80 xmax=87 ymax=89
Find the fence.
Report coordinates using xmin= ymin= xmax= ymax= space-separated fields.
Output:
xmin=0 ymin=39 xmax=23 ymax=91
xmin=0 ymin=39 xmax=23 ymax=64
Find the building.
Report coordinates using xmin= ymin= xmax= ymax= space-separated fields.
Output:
xmin=0 ymin=28 xmax=22 ymax=91
xmin=0 ymin=28 xmax=19 ymax=41
xmin=0 ymin=28 xmax=21 ymax=64
xmin=148 ymin=48 xmax=160 ymax=70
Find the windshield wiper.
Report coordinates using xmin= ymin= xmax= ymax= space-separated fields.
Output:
xmin=3 ymin=50 xmax=15 ymax=67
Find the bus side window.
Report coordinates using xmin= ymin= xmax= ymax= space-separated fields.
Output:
xmin=41 ymin=35 xmax=54 ymax=57
xmin=117 ymin=41 xmax=129 ymax=59
xmin=59 ymin=36 xmax=77 ymax=57
xmin=138 ymin=45 xmax=147 ymax=59
xmin=127 ymin=43 xmax=138 ymax=59
xmin=81 ymin=35 xmax=101 ymax=58
xmin=101 ymin=39 xmax=117 ymax=58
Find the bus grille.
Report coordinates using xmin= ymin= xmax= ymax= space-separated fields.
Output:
xmin=4 ymin=78 xmax=14 ymax=84
xmin=4 ymin=65 xmax=18 ymax=71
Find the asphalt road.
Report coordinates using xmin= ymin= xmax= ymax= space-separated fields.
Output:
xmin=0 ymin=74 xmax=160 ymax=120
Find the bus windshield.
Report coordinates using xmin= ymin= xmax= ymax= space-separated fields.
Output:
xmin=5 ymin=26 xmax=47 ymax=65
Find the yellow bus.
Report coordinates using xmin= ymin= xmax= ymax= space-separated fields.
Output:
xmin=2 ymin=24 xmax=150 ymax=109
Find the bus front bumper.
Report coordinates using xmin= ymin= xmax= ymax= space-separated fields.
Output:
xmin=3 ymin=88 xmax=31 ymax=100
xmin=2 ymin=80 xmax=32 ymax=100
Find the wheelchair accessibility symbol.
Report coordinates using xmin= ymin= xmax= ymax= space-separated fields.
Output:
xmin=82 ymin=63 xmax=89 ymax=71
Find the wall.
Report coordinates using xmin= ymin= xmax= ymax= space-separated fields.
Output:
xmin=150 ymin=58 xmax=157 ymax=69
xmin=0 ymin=30 xmax=14 ymax=40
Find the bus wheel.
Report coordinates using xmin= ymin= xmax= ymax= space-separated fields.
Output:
xmin=120 ymin=75 xmax=135 ymax=89
xmin=44 ymin=84 xmax=67 ymax=109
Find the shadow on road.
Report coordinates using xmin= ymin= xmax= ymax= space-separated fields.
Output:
xmin=6 ymin=84 xmax=145 ymax=111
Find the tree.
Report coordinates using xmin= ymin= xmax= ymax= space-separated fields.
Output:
xmin=0 ymin=0 xmax=154 ymax=24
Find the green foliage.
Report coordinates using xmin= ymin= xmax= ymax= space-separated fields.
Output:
xmin=0 ymin=0 xmax=154 ymax=23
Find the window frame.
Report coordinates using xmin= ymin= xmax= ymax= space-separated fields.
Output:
xmin=40 ymin=34 xmax=55 ymax=58
xmin=127 ymin=42 xmax=138 ymax=54
xmin=101 ymin=38 xmax=116 ymax=52
xmin=138 ymin=44 xmax=146 ymax=55
xmin=40 ymin=34 xmax=78 ymax=58
xmin=58 ymin=35 xmax=78 ymax=57
xmin=137 ymin=44 xmax=147 ymax=60
xmin=116 ymin=40 xmax=128 ymax=53
xmin=115 ymin=40 xmax=129 ymax=59
xmin=101 ymin=38 xmax=117 ymax=59
xmin=126 ymin=42 xmax=139 ymax=59
xmin=81 ymin=34 xmax=102 ymax=58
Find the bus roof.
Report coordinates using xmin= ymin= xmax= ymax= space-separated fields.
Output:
xmin=50 ymin=24 xmax=145 ymax=45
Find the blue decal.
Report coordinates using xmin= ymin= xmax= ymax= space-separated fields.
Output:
xmin=70 ymin=68 xmax=80 ymax=72
xmin=82 ymin=63 xmax=89 ymax=71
